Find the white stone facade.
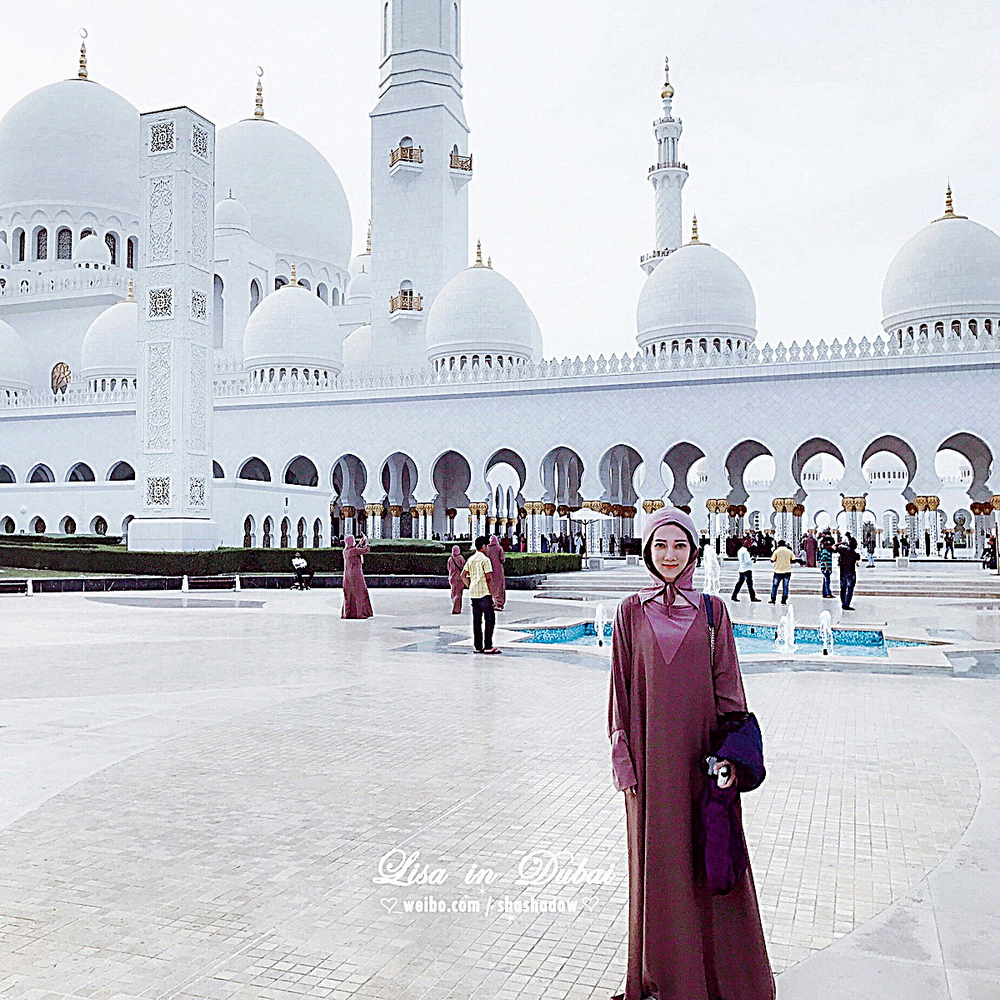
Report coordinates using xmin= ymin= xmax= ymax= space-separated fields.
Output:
xmin=0 ymin=15 xmax=997 ymax=554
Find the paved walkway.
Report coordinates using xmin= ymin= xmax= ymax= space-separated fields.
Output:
xmin=0 ymin=567 xmax=996 ymax=998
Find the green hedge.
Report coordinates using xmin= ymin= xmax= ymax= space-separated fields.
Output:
xmin=0 ymin=544 xmax=581 ymax=577
xmin=0 ymin=534 xmax=123 ymax=547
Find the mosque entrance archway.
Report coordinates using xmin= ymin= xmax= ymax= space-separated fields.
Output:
xmin=540 ymin=447 xmax=584 ymax=511
xmin=862 ymin=436 xmax=917 ymax=498
xmin=332 ymin=454 xmax=368 ymax=539
xmin=726 ymin=440 xmax=772 ymax=505
xmin=663 ymin=442 xmax=705 ymax=508
xmin=598 ymin=444 xmax=644 ymax=507
xmin=935 ymin=433 xmax=993 ymax=500
xmin=792 ymin=438 xmax=845 ymax=501
xmin=380 ymin=452 xmax=418 ymax=537
xmin=433 ymin=450 xmax=473 ymax=538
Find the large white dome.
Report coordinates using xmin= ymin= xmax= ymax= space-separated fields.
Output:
xmin=425 ymin=263 xmax=534 ymax=361
xmin=0 ymin=79 xmax=139 ymax=218
xmin=343 ymin=324 xmax=373 ymax=366
xmin=80 ymin=298 xmax=138 ymax=381
xmin=243 ymin=281 xmax=343 ymax=374
xmin=636 ymin=240 xmax=756 ymax=348
xmin=882 ymin=211 xmax=1000 ymax=331
xmin=216 ymin=119 xmax=351 ymax=270
xmin=0 ymin=318 xmax=31 ymax=390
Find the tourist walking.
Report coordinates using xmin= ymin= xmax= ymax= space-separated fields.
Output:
xmin=818 ymin=532 xmax=835 ymax=598
xmin=341 ymin=535 xmax=374 ymax=619
xmin=461 ymin=536 xmax=500 ymax=654
xmin=864 ymin=533 xmax=876 ymax=568
xmin=768 ymin=538 xmax=796 ymax=604
xmin=838 ymin=536 xmax=860 ymax=611
xmin=944 ymin=528 xmax=956 ymax=559
xmin=892 ymin=533 xmax=900 ymax=558
xmin=447 ymin=544 xmax=466 ymax=614
xmin=731 ymin=540 xmax=762 ymax=602
xmin=486 ymin=534 xmax=507 ymax=611
xmin=291 ymin=551 xmax=314 ymax=590
xmin=607 ymin=506 xmax=774 ymax=1000
xmin=800 ymin=529 xmax=818 ymax=568
xmin=901 ymin=534 xmax=911 ymax=557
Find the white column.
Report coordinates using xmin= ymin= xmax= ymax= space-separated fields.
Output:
xmin=130 ymin=108 xmax=218 ymax=551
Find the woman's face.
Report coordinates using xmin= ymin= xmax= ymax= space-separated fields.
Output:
xmin=650 ymin=523 xmax=692 ymax=582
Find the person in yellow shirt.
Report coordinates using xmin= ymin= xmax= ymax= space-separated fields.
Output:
xmin=768 ymin=539 xmax=797 ymax=605
xmin=460 ymin=536 xmax=502 ymax=654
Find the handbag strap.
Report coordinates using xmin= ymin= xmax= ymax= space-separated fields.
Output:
xmin=702 ymin=592 xmax=716 ymax=664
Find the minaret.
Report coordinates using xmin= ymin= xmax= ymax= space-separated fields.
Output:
xmin=641 ymin=58 xmax=689 ymax=275
xmin=369 ymin=0 xmax=471 ymax=369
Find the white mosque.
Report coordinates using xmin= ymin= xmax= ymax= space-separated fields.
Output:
xmin=0 ymin=1 xmax=998 ymax=554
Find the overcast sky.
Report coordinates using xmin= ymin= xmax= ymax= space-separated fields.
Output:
xmin=4 ymin=1 xmax=998 ymax=358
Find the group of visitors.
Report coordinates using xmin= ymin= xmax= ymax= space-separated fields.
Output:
xmin=540 ymin=531 xmax=587 ymax=554
xmin=729 ymin=528 xmax=862 ymax=611
xmin=448 ymin=535 xmax=508 ymax=653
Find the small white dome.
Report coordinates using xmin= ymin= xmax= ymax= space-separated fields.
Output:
xmin=76 ymin=232 xmax=111 ymax=265
xmin=0 ymin=318 xmax=31 ymax=389
xmin=636 ymin=241 xmax=756 ymax=348
xmin=0 ymin=79 xmax=140 ymax=220
xmin=882 ymin=212 xmax=1000 ymax=331
xmin=0 ymin=240 xmax=11 ymax=267
xmin=343 ymin=324 xmax=373 ymax=366
xmin=243 ymin=281 xmax=343 ymax=373
xmin=215 ymin=195 xmax=251 ymax=234
xmin=349 ymin=249 xmax=371 ymax=282
xmin=346 ymin=263 xmax=371 ymax=304
xmin=217 ymin=118 xmax=351 ymax=269
xmin=425 ymin=264 xmax=534 ymax=361
xmin=80 ymin=298 xmax=138 ymax=379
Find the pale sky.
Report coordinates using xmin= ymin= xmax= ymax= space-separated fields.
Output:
xmin=4 ymin=1 xmax=998 ymax=358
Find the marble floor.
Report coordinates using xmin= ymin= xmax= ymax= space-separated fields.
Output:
xmin=0 ymin=563 xmax=997 ymax=999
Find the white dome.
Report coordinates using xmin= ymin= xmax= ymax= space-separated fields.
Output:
xmin=346 ymin=263 xmax=371 ymax=304
xmin=636 ymin=241 xmax=756 ymax=348
xmin=528 ymin=309 xmax=543 ymax=363
xmin=214 ymin=196 xmax=251 ymax=234
xmin=882 ymin=213 xmax=1000 ymax=330
xmin=76 ymin=232 xmax=111 ymax=265
xmin=425 ymin=264 xmax=534 ymax=360
xmin=343 ymin=324 xmax=373 ymax=366
xmin=80 ymin=298 xmax=138 ymax=379
xmin=216 ymin=119 xmax=351 ymax=269
xmin=0 ymin=318 xmax=30 ymax=389
xmin=349 ymin=249 xmax=371 ymax=282
xmin=0 ymin=79 xmax=139 ymax=218
xmin=243 ymin=281 xmax=343 ymax=373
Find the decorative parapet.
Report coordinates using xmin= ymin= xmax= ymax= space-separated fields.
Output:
xmin=0 ymin=269 xmax=129 ymax=300
xmin=0 ymin=384 xmax=137 ymax=410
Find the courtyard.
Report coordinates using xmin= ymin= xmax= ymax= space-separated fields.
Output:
xmin=0 ymin=561 xmax=997 ymax=999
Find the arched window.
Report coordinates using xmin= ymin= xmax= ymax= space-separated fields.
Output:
xmin=263 ymin=516 xmax=273 ymax=548
xmin=238 ymin=457 xmax=271 ymax=481
xmin=14 ymin=229 xmax=25 ymax=262
xmin=313 ymin=518 xmax=322 ymax=548
xmin=127 ymin=236 xmax=137 ymax=269
xmin=317 ymin=282 xmax=328 ymax=304
xmin=400 ymin=136 xmax=413 ymax=149
xmin=986 ymin=319 xmax=993 ymax=335
xmin=454 ymin=2 xmax=460 ymax=55
xmin=91 ymin=515 xmax=108 ymax=535
xmin=275 ymin=276 xmax=288 ymax=290
xmin=30 ymin=516 xmax=47 ymax=534
xmin=80 ymin=228 xmax=95 ymax=238
xmin=296 ymin=517 xmax=306 ymax=548
xmin=383 ymin=2 xmax=390 ymax=56
xmin=684 ymin=339 xmax=693 ymax=353
xmin=952 ymin=320 xmax=962 ymax=336
xmin=1 ymin=516 xmax=14 ymax=534
xmin=29 ymin=465 xmax=55 ymax=484
xmin=0 ymin=466 xmax=15 ymax=483
xmin=105 ymin=232 xmax=118 ymax=265
xmin=34 ymin=227 xmax=47 ymax=260
xmin=332 ymin=287 xmax=341 ymax=306
xmin=108 ymin=461 xmax=136 ymax=481
xmin=213 ymin=274 xmax=224 ymax=349
xmin=280 ymin=517 xmax=290 ymax=548
xmin=713 ymin=338 xmax=721 ymax=352
xmin=60 ymin=516 xmax=77 ymax=535
xmin=969 ymin=319 xmax=978 ymax=337
xmin=51 ymin=362 xmax=71 ymax=394
xmin=67 ymin=462 xmax=95 ymax=482
xmin=57 ymin=228 xmax=72 ymax=260
xmin=213 ymin=461 xmax=225 ymax=479
xmin=299 ymin=278 xmax=311 ymax=290
xmin=250 ymin=278 xmax=261 ymax=312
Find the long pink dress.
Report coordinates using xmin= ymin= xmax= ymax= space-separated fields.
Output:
xmin=608 ymin=507 xmax=773 ymax=1000
xmin=447 ymin=545 xmax=466 ymax=614
xmin=486 ymin=536 xmax=506 ymax=610
xmin=341 ymin=535 xmax=373 ymax=619
xmin=801 ymin=533 xmax=818 ymax=568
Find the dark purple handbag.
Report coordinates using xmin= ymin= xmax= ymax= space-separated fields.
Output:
xmin=694 ymin=595 xmax=765 ymax=896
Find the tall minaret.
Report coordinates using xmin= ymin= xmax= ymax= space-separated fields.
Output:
xmin=369 ymin=0 xmax=471 ymax=369
xmin=641 ymin=58 xmax=689 ymax=275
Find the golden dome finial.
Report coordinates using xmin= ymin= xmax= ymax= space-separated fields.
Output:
xmin=289 ymin=261 xmax=298 ymax=285
xmin=126 ymin=277 xmax=134 ymax=302
xmin=945 ymin=183 xmax=954 ymax=217
xmin=366 ymin=220 xmax=372 ymax=253
xmin=475 ymin=240 xmax=483 ymax=266
xmin=661 ymin=56 xmax=674 ymax=99
xmin=78 ymin=28 xmax=89 ymax=80
xmin=690 ymin=214 xmax=700 ymax=243
xmin=254 ymin=66 xmax=264 ymax=118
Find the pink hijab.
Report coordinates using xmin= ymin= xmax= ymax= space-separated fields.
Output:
xmin=639 ymin=506 xmax=701 ymax=611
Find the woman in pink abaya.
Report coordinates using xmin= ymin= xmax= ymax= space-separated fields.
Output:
xmin=341 ymin=535 xmax=373 ymax=619
xmin=486 ymin=535 xmax=506 ymax=611
xmin=607 ymin=506 xmax=773 ymax=1000
xmin=447 ymin=544 xmax=466 ymax=614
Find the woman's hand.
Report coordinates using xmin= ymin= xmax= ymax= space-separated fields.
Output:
xmin=625 ymin=785 xmax=637 ymax=796
xmin=716 ymin=760 xmax=737 ymax=790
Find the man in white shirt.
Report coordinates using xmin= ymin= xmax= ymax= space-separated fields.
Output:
xmin=731 ymin=542 xmax=762 ymax=602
